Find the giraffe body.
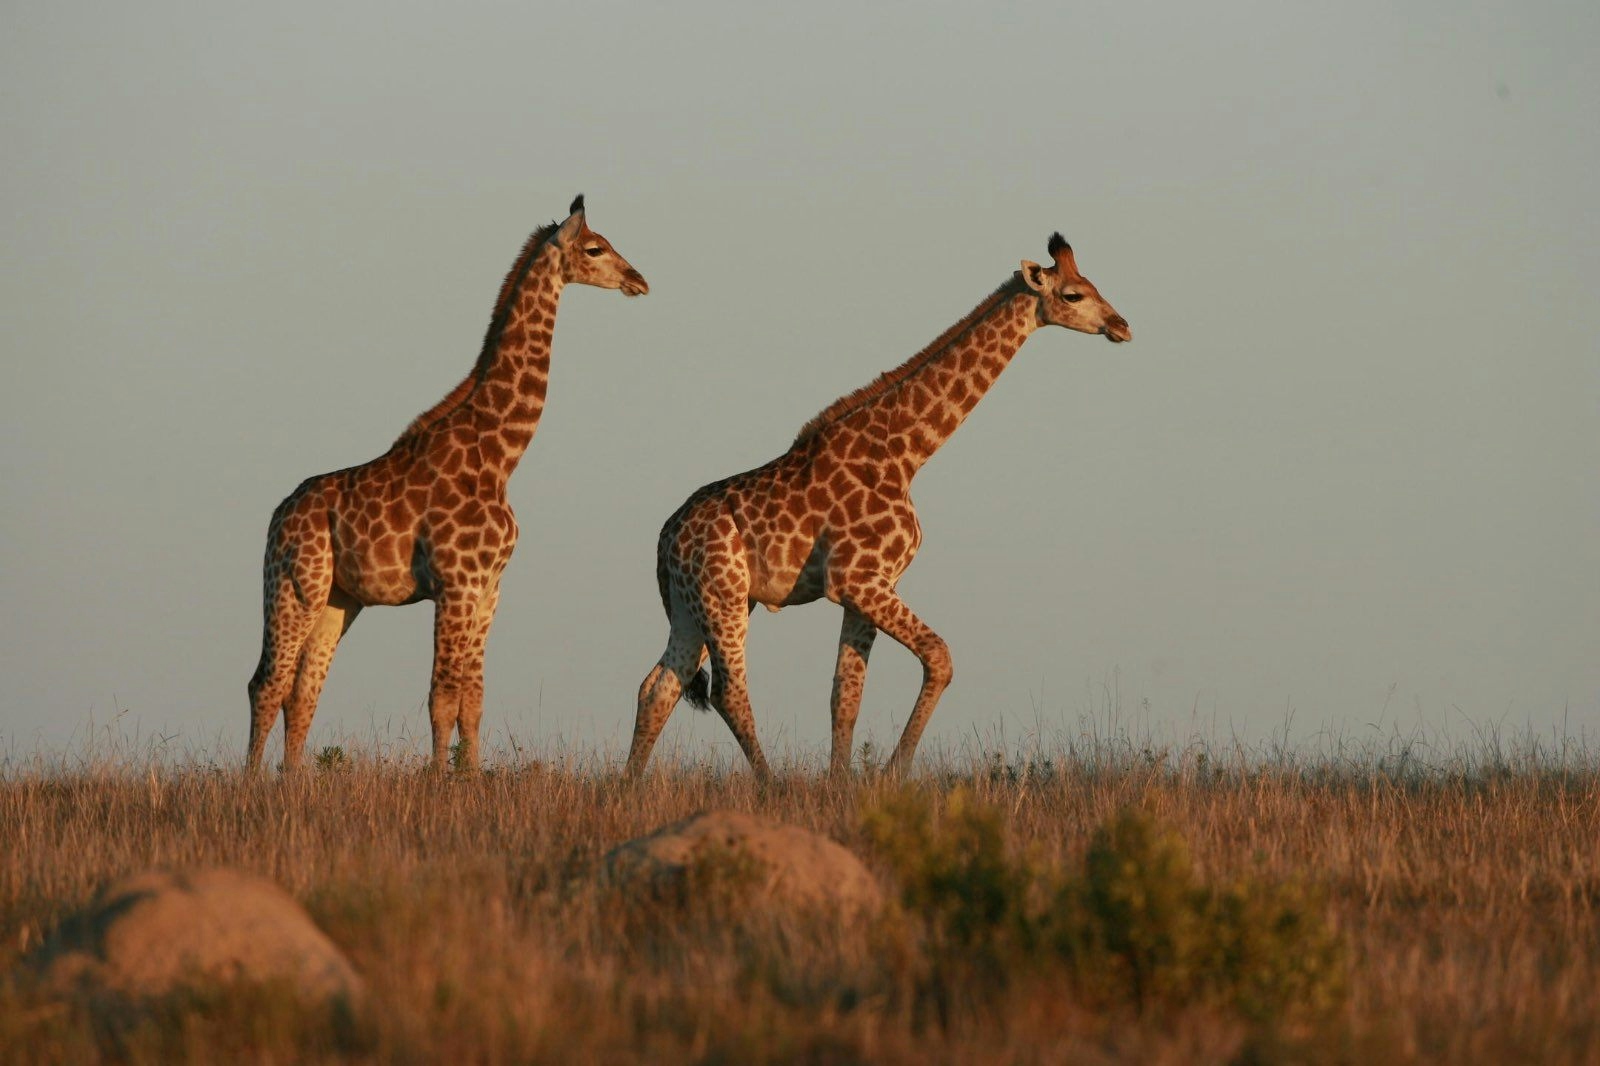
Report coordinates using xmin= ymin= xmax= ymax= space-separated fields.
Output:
xmin=248 ymin=197 xmax=647 ymax=771
xmin=629 ymin=233 xmax=1128 ymax=778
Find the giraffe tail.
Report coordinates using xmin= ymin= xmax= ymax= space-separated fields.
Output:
xmin=683 ymin=668 xmax=713 ymax=711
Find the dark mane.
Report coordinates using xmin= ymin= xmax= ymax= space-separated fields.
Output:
xmin=792 ymin=274 xmax=1027 ymax=445
xmin=391 ymin=220 xmax=562 ymax=446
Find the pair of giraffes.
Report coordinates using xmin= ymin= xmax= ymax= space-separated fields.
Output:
xmin=246 ymin=196 xmax=1131 ymax=778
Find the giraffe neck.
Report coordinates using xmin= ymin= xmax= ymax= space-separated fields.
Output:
xmin=457 ymin=245 xmax=565 ymax=478
xmin=808 ymin=277 xmax=1039 ymax=474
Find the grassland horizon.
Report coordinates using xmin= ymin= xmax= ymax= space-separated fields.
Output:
xmin=3 ymin=726 xmax=1596 ymax=1063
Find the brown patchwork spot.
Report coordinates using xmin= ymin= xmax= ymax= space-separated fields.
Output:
xmin=853 ymin=462 xmax=884 ymax=489
xmin=374 ymin=533 xmax=402 ymax=566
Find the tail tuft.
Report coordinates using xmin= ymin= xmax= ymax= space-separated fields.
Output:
xmin=683 ymin=668 xmax=713 ymax=711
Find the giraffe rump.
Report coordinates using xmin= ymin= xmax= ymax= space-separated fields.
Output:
xmin=655 ymin=502 xmax=716 ymax=712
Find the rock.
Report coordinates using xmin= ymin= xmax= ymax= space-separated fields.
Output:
xmin=602 ymin=810 xmax=883 ymax=917
xmin=28 ymin=868 xmax=362 ymax=1008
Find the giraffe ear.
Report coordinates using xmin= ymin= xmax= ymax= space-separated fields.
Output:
xmin=555 ymin=199 xmax=586 ymax=243
xmin=1020 ymin=260 xmax=1049 ymax=292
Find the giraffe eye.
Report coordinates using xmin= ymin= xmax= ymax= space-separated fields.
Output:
xmin=1061 ymin=292 xmax=1084 ymax=303
xmin=584 ymin=247 xmax=605 ymax=258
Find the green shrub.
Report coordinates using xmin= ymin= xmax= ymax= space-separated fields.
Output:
xmin=864 ymin=794 xmax=1345 ymax=1023
xmin=1206 ymin=873 xmax=1347 ymax=1020
xmin=1057 ymin=808 xmax=1345 ymax=1017
xmin=314 ymin=745 xmax=349 ymax=773
xmin=862 ymin=786 xmax=1034 ymax=957
xmin=1060 ymin=807 xmax=1210 ymax=1007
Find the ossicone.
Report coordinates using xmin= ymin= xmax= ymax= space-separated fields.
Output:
xmin=569 ymin=193 xmax=586 ymax=216
xmin=1047 ymin=231 xmax=1078 ymax=273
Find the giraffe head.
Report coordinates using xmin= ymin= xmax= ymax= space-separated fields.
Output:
xmin=1020 ymin=233 xmax=1130 ymax=343
xmin=551 ymin=195 xmax=649 ymax=296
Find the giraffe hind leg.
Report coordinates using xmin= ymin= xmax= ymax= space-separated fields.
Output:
xmin=280 ymin=587 xmax=363 ymax=770
xmin=247 ymin=576 xmax=324 ymax=771
xmin=625 ymin=619 xmax=706 ymax=779
xmin=700 ymin=604 xmax=771 ymax=780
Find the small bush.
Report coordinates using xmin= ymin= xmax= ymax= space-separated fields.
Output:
xmin=1059 ymin=807 xmax=1210 ymax=1007
xmin=863 ymin=786 xmax=1033 ymax=956
xmin=314 ymin=745 xmax=349 ymax=773
xmin=1206 ymin=873 xmax=1347 ymax=1020
xmin=1058 ymin=809 xmax=1345 ymax=1018
xmin=864 ymin=794 xmax=1346 ymax=1024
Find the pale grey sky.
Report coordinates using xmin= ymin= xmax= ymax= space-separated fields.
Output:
xmin=3 ymin=1 xmax=1596 ymax=765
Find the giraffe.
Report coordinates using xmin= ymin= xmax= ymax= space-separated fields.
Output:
xmin=247 ymin=196 xmax=648 ymax=772
xmin=627 ymin=232 xmax=1128 ymax=779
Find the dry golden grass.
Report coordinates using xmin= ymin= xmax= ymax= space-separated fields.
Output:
xmin=1 ymin=731 xmax=1596 ymax=1064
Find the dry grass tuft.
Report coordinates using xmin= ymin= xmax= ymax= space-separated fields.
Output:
xmin=1 ymin=732 xmax=1596 ymax=1063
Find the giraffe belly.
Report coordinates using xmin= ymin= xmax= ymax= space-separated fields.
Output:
xmin=750 ymin=538 xmax=828 ymax=611
xmin=332 ymin=539 xmax=428 ymax=607
xmin=336 ymin=563 xmax=422 ymax=607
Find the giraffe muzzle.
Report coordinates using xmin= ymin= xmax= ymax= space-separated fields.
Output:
xmin=1102 ymin=316 xmax=1131 ymax=343
xmin=621 ymin=270 xmax=650 ymax=297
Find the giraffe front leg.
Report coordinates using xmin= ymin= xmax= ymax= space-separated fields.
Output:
xmin=428 ymin=590 xmax=489 ymax=772
xmin=829 ymin=608 xmax=877 ymax=778
xmin=839 ymin=579 xmax=951 ymax=776
xmin=451 ymin=578 xmax=502 ymax=773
